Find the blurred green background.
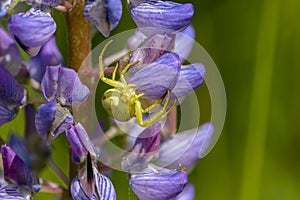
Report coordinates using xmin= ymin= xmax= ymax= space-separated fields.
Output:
xmin=1 ymin=0 xmax=300 ymax=199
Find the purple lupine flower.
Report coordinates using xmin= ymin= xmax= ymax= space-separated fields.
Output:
xmin=130 ymin=1 xmax=194 ymax=35
xmin=66 ymin=123 xmax=96 ymax=163
xmin=125 ymin=52 xmax=181 ymax=100
xmin=128 ymin=33 xmax=175 ymax=72
xmin=125 ymin=29 xmax=204 ymax=102
xmin=35 ymin=100 xmax=73 ymax=142
xmin=71 ymin=155 xmax=116 ymax=200
xmin=84 ymin=0 xmax=122 ymax=37
xmin=1 ymin=145 xmax=41 ymax=193
xmin=0 ymin=66 xmax=27 ymax=126
xmin=130 ymin=164 xmax=188 ymax=200
xmin=28 ymin=35 xmax=63 ymax=86
xmin=122 ymin=122 xmax=161 ymax=171
xmin=0 ymin=0 xmax=12 ymax=20
xmin=8 ymin=6 xmax=56 ymax=56
xmin=174 ymin=25 xmax=195 ymax=62
xmin=8 ymin=134 xmax=32 ymax=169
xmin=41 ymin=65 xmax=90 ymax=106
xmin=0 ymin=185 xmax=32 ymax=200
xmin=175 ymin=184 xmax=195 ymax=200
xmin=171 ymin=63 xmax=205 ymax=99
xmin=35 ymin=65 xmax=89 ymax=143
xmin=126 ymin=30 xmax=147 ymax=50
xmin=0 ymin=26 xmax=24 ymax=76
xmin=25 ymin=0 xmax=62 ymax=7
xmin=156 ymin=122 xmax=214 ymax=170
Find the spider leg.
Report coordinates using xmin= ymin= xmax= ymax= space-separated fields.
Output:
xmin=142 ymin=99 xmax=163 ymax=113
xmin=119 ymin=61 xmax=140 ymax=84
xmin=112 ymin=63 xmax=119 ymax=81
xmin=99 ymin=40 xmax=125 ymax=87
xmin=135 ymin=91 xmax=177 ymax=127
xmin=121 ymin=61 xmax=139 ymax=75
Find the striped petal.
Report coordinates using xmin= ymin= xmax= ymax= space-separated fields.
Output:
xmin=84 ymin=0 xmax=122 ymax=37
xmin=156 ymin=123 xmax=214 ymax=169
xmin=94 ymin=169 xmax=116 ymax=200
xmin=130 ymin=1 xmax=194 ymax=35
xmin=42 ymin=65 xmax=90 ymax=106
xmin=130 ymin=164 xmax=187 ymax=200
xmin=0 ymin=185 xmax=31 ymax=200
xmin=171 ymin=63 xmax=205 ymax=99
xmin=8 ymin=6 xmax=56 ymax=56
xmin=71 ymin=172 xmax=97 ymax=200
xmin=126 ymin=53 xmax=181 ymax=100
xmin=71 ymin=166 xmax=116 ymax=200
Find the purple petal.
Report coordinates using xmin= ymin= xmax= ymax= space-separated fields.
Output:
xmin=0 ymin=26 xmax=23 ymax=76
xmin=174 ymin=25 xmax=195 ymax=62
xmin=0 ymin=185 xmax=31 ymax=200
xmin=175 ymin=184 xmax=195 ymax=200
xmin=35 ymin=101 xmax=73 ymax=143
xmin=0 ymin=65 xmax=27 ymax=107
xmin=84 ymin=0 xmax=122 ymax=37
xmin=126 ymin=30 xmax=147 ymax=50
xmin=171 ymin=63 xmax=205 ymax=99
xmin=128 ymin=33 xmax=175 ymax=74
xmin=8 ymin=134 xmax=32 ymax=169
xmin=71 ymin=166 xmax=116 ymax=200
xmin=35 ymin=101 xmax=56 ymax=139
xmin=156 ymin=123 xmax=214 ymax=169
xmin=29 ymin=35 xmax=63 ymax=84
xmin=41 ymin=0 xmax=62 ymax=7
xmin=42 ymin=65 xmax=90 ymax=106
xmin=66 ymin=123 xmax=96 ymax=163
xmin=126 ymin=53 xmax=181 ymax=100
xmin=130 ymin=165 xmax=187 ymax=200
xmin=0 ymin=10 xmax=8 ymax=20
xmin=0 ymin=103 xmax=15 ymax=126
xmin=1 ymin=145 xmax=41 ymax=193
xmin=8 ymin=7 xmax=56 ymax=56
xmin=130 ymin=1 xmax=194 ymax=35
xmin=71 ymin=183 xmax=97 ymax=200
xmin=71 ymin=174 xmax=97 ymax=200
xmin=122 ymin=123 xmax=161 ymax=171
xmin=95 ymin=169 xmax=117 ymax=200
xmin=0 ymin=0 xmax=11 ymax=20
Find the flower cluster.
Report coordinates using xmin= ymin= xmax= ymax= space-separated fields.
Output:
xmin=0 ymin=0 xmax=215 ymax=199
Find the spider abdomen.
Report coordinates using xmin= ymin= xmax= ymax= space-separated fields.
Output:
xmin=102 ymin=88 xmax=135 ymax=122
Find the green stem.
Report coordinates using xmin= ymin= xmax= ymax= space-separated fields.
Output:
xmin=239 ymin=1 xmax=280 ymax=200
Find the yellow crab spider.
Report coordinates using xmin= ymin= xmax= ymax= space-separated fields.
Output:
xmin=99 ymin=40 xmax=177 ymax=127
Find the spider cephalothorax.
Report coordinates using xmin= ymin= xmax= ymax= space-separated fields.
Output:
xmin=99 ymin=40 xmax=177 ymax=127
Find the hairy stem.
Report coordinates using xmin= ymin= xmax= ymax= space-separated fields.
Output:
xmin=64 ymin=2 xmax=91 ymax=199
xmin=65 ymin=1 xmax=91 ymax=72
